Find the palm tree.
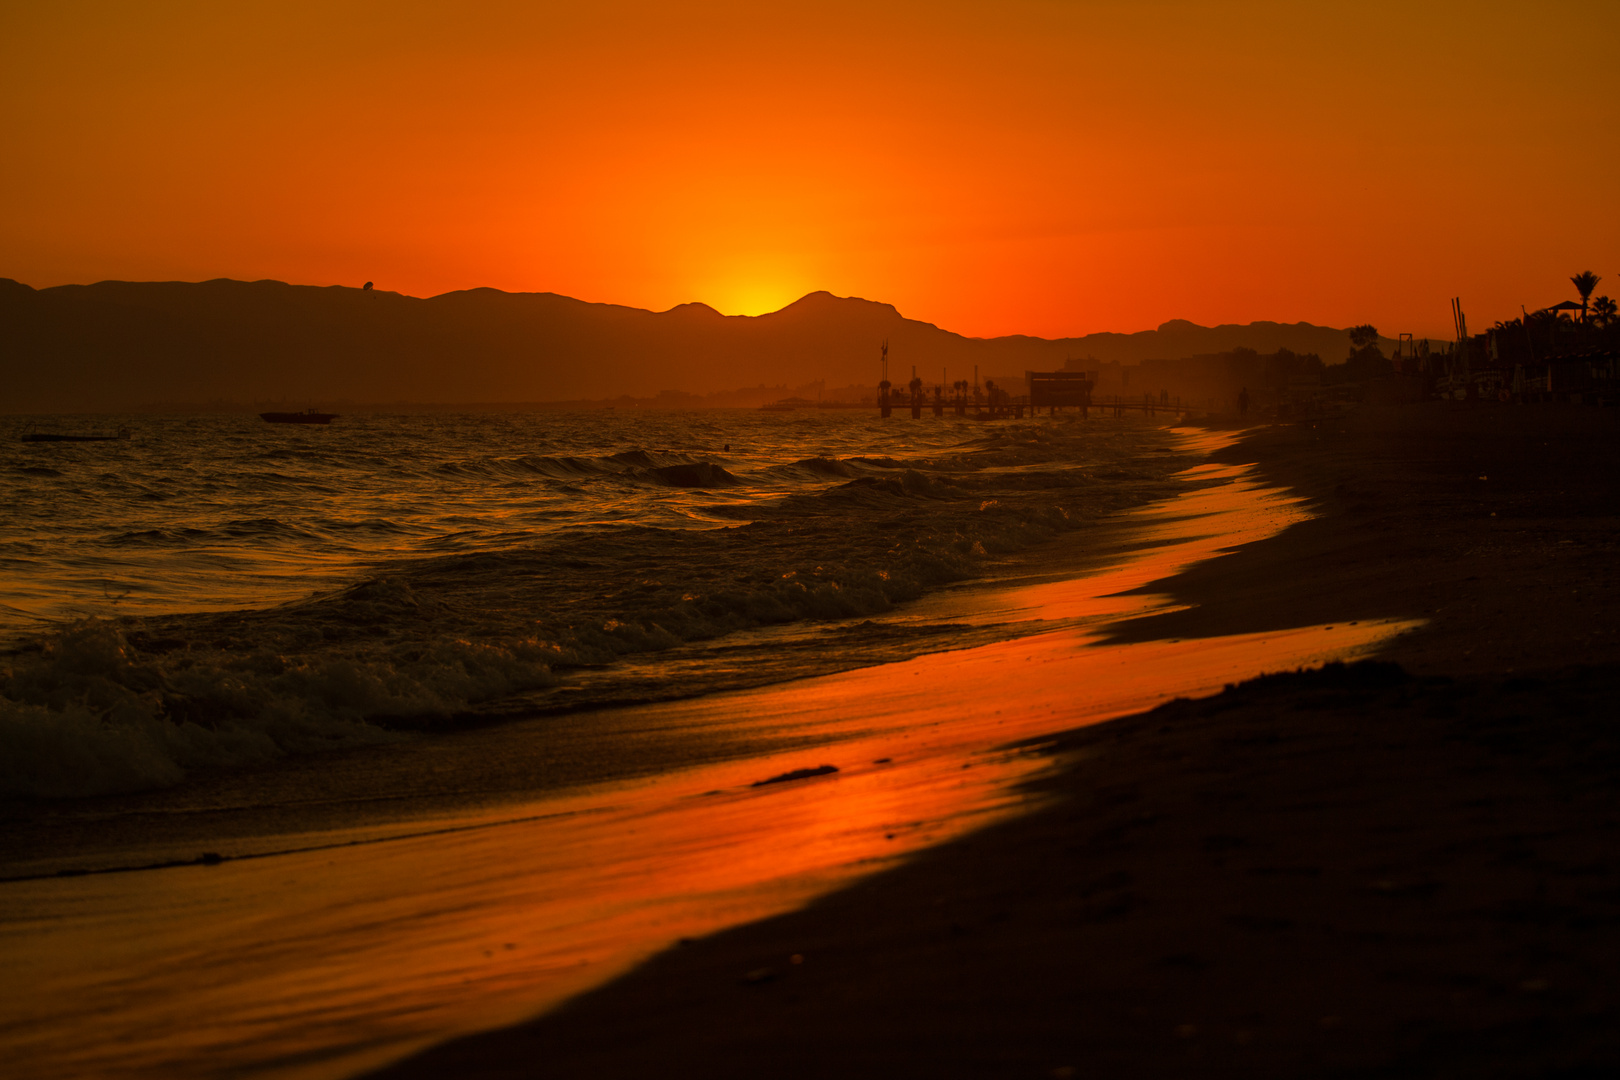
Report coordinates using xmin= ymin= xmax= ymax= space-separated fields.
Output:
xmin=1591 ymin=295 xmax=1617 ymax=329
xmin=1572 ymin=271 xmax=1601 ymax=322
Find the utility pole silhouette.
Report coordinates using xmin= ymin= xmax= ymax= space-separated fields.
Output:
xmin=879 ymin=340 xmax=891 ymax=418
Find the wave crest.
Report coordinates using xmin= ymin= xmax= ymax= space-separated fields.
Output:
xmin=0 ymin=618 xmax=558 ymax=798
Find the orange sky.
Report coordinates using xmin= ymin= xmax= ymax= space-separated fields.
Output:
xmin=3 ymin=1 xmax=1616 ymax=339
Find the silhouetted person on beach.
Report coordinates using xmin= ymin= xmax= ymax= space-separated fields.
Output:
xmin=1238 ymin=386 xmax=1251 ymax=417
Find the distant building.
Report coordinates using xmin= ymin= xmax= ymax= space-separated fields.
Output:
xmin=1026 ymin=371 xmax=1095 ymax=410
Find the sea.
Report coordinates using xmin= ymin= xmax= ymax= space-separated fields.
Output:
xmin=0 ymin=409 xmax=1195 ymax=800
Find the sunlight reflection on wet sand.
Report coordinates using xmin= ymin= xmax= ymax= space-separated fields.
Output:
xmin=0 ymin=432 xmax=1417 ymax=1080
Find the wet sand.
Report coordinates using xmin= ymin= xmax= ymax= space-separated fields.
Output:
xmin=374 ymin=403 xmax=1620 ymax=1078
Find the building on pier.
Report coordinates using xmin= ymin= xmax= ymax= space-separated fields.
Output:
xmin=1026 ymin=371 xmax=1096 ymax=414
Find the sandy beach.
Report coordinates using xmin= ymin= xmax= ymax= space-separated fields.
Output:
xmin=373 ymin=403 xmax=1620 ymax=1078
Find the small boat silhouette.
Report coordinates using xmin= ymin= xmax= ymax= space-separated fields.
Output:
xmin=260 ymin=409 xmax=338 ymax=425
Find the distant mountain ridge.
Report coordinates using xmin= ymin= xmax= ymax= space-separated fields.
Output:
xmin=0 ymin=278 xmax=1379 ymax=411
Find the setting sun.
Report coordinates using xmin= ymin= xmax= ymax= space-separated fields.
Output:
xmin=700 ymin=272 xmax=817 ymax=317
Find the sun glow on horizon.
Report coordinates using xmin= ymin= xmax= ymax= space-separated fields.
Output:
xmin=695 ymin=264 xmax=821 ymax=318
xmin=704 ymin=285 xmax=808 ymax=318
xmin=2 ymin=1 xmax=1615 ymax=339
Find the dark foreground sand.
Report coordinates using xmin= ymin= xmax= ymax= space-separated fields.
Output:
xmin=375 ymin=404 xmax=1619 ymax=1079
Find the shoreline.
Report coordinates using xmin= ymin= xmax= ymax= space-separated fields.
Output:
xmin=0 ymin=432 xmax=1409 ymax=1080
xmin=371 ymin=402 xmax=1620 ymax=1078
xmin=0 ymin=412 xmax=1200 ymax=805
xmin=0 ymin=422 xmax=1215 ymax=878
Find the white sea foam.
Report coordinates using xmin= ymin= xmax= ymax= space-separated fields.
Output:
xmin=0 ymin=618 xmax=557 ymax=797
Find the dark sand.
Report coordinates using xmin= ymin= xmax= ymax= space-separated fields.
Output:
xmin=375 ymin=404 xmax=1620 ymax=1079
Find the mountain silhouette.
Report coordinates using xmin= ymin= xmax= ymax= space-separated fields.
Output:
xmin=1 ymin=278 xmax=1375 ymax=411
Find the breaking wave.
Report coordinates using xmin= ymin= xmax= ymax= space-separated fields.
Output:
xmin=1 ymin=613 xmax=558 ymax=798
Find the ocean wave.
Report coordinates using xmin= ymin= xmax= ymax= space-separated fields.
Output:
xmin=108 ymin=528 xmax=191 ymax=547
xmin=431 ymin=451 xmax=732 ymax=488
xmin=646 ymin=462 xmax=739 ymax=488
xmin=511 ymin=455 xmax=615 ymax=479
xmin=316 ymin=517 xmax=416 ymax=536
xmin=0 ymin=613 xmax=559 ymax=798
xmin=437 ymin=456 xmax=600 ymax=481
xmin=218 ymin=517 xmax=322 ymax=541
xmin=766 ymin=456 xmax=857 ymax=480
